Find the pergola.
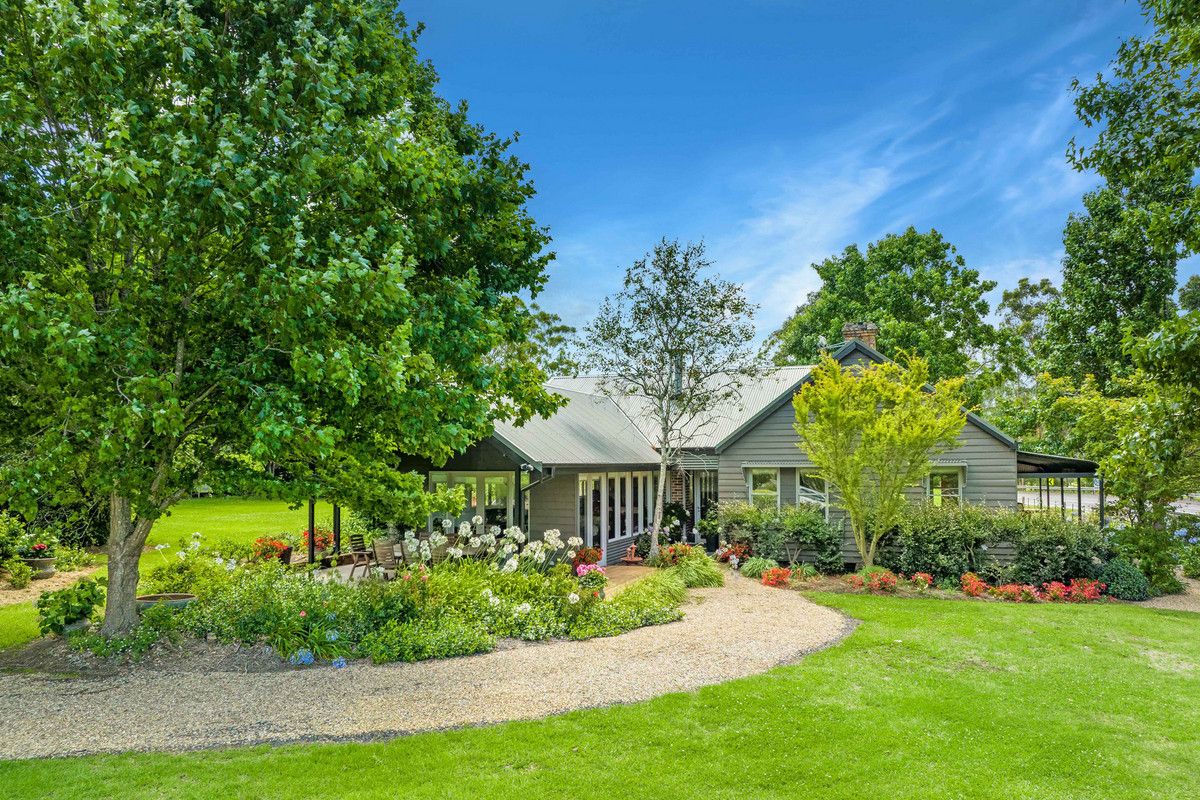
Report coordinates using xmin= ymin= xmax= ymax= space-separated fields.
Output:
xmin=1017 ymin=450 xmax=1106 ymax=528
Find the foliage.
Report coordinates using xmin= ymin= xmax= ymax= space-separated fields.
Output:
xmin=579 ymin=238 xmax=763 ymax=556
xmin=770 ymin=227 xmax=1016 ymax=400
xmin=791 ymin=562 xmax=820 ymax=581
xmin=664 ymin=553 xmax=725 ymax=588
xmin=252 ymin=538 xmax=291 ymax=561
xmin=1098 ymin=557 xmax=1153 ymax=601
xmin=302 ymin=528 xmax=336 ymax=553
xmin=1180 ymin=275 xmax=1200 ymax=312
xmin=574 ymin=564 xmax=609 ymax=594
xmin=0 ymin=0 xmax=561 ymax=635
xmin=881 ymin=503 xmax=994 ymax=580
xmin=709 ymin=501 xmax=841 ymax=569
xmin=3 ymin=558 xmax=33 ymax=589
xmin=1041 ymin=188 xmax=1182 ymax=393
xmin=71 ymin=604 xmax=180 ymax=660
xmin=713 ymin=542 xmax=751 ymax=564
xmin=633 ymin=531 xmax=668 ymax=560
xmin=1181 ymin=545 xmax=1200 ymax=580
xmin=981 ymin=373 xmax=1079 ymax=456
xmin=613 ymin=569 xmax=688 ymax=609
xmin=847 ymin=569 xmax=898 ymax=593
xmin=54 ymin=545 xmax=97 ymax=572
xmin=997 ymin=277 xmax=1060 ymax=378
xmin=908 ymin=572 xmax=934 ymax=591
xmin=960 ymin=572 xmax=989 ymax=598
xmin=738 ymin=557 xmax=779 ymax=579
xmin=793 ymin=353 xmax=966 ymax=568
xmin=760 ymin=567 xmax=792 ymax=587
xmin=357 ymin=615 xmax=494 ymax=665
xmin=1008 ymin=513 xmax=1109 ymax=586
xmin=0 ymin=512 xmax=22 ymax=562
xmin=35 ymin=578 xmax=106 ymax=634
xmin=645 ymin=543 xmax=699 ymax=568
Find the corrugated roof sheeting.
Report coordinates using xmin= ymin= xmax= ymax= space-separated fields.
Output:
xmin=492 ymin=388 xmax=659 ymax=466
xmin=546 ymin=367 xmax=811 ymax=450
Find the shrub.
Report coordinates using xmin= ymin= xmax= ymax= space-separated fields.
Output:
xmin=0 ymin=513 xmax=25 ymax=562
xmin=761 ymin=567 xmax=792 ymax=587
xmin=739 ymin=556 xmax=779 ymax=579
xmin=960 ymin=572 xmax=989 ymax=597
xmin=791 ymin=562 xmax=819 ymax=581
xmin=575 ymin=563 xmax=609 ymax=595
xmin=666 ymin=553 xmax=725 ymax=588
xmin=36 ymin=577 xmax=106 ymax=634
xmin=935 ymin=576 xmax=959 ymax=591
xmin=714 ymin=542 xmax=751 ymax=563
xmin=647 ymin=543 xmax=700 ymax=567
xmin=302 ymin=527 xmax=335 ymax=551
xmin=1182 ymin=545 xmax=1200 ymax=581
xmin=72 ymin=604 xmax=180 ymax=659
xmin=3 ymin=558 xmax=33 ymax=589
xmin=989 ymin=583 xmax=1040 ymax=603
xmin=15 ymin=531 xmax=58 ymax=559
xmin=1098 ymin=557 xmax=1152 ymax=601
xmin=1040 ymin=578 xmax=1104 ymax=603
xmin=1009 ymin=515 xmax=1108 ymax=585
xmin=880 ymin=504 xmax=992 ymax=581
xmin=633 ymin=530 xmax=669 ymax=560
xmin=358 ymin=614 xmax=495 ymax=664
xmin=847 ymin=569 xmax=898 ymax=593
xmin=568 ymin=572 xmax=685 ymax=639
xmin=780 ymin=504 xmax=843 ymax=573
xmin=1110 ymin=523 xmax=1182 ymax=595
xmin=252 ymin=537 xmax=291 ymax=561
xmin=710 ymin=501 xmax=840 ymax=567
xmin=55 ymin=545 xmax=97 ymax=572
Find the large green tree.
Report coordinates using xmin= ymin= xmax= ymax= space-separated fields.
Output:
xmin=1179 ymin=274 xmax=1200 ymax=312
xmin=0 ymin=0 xmax=559 ymax=633
xmin=770 ymin=227 xmax=1014 ymax=401
xmin=1041 ymin=187 xmax=1181 ymax=393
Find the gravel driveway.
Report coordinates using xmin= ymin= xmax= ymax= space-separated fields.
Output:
xmin=0 ymin=573 xmax=852 ymax=760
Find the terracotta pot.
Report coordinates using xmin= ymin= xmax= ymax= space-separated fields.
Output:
xmin=136 ymin=593 xmax=197 ymax=611
xmin=21 ymin=556 xmax=56 ymax=579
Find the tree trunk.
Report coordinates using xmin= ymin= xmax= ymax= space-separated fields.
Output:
xmin=650 ymin=456 xmax=669 ymax=558
xmin=101 ymin=493 xmax=155 ymax=636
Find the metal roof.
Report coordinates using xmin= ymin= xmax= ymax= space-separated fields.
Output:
xmin=492 ymin=387 xmax=659 ymax=467
xmin=546 ymin=366 xmax=812 ymax=450
xmin=1016 ymin=450 xmax=1099 ymax=475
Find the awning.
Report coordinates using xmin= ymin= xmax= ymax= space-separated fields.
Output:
xmin=1017 ymin=450 xmax=1098 ymax=476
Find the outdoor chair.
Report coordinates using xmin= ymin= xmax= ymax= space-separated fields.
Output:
xmin=372 ymin=539 xmax=398 ymax=580
xmin=345 ymin=533 xmax=373 ymax=579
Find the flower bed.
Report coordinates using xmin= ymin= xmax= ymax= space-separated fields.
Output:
xmin=83 ymin=526 xmax=684 ymax=667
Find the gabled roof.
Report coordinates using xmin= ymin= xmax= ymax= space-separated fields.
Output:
xmin=546 ymin=367 xmax=813 ymax=450
xmin=712 ymin=338 xmax=1018 ymax=452
xmin=494 ymin=339 xmax=1019 ymax=466
xmin=491 ymin=387 xmax=659 ymax=468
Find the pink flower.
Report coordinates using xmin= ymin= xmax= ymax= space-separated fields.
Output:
xmin=299 ymin=610 xmax=307 ymax=618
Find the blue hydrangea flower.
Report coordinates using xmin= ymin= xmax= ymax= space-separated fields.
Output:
xmin=326 ymin=630 xmax=339 ymax=642
xmin=292 ymin=648 xmax=314 ymax=666
xmin=332 ymin=657 xmax=347 ymax=669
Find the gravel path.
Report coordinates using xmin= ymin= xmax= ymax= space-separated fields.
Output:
xmin=1139 ymin=576 xmax=1200 ymax=613
xmin=0 ymin=573 xmax=852 ymax=760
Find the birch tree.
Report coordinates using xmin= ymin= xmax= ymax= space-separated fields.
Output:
xmin=580 ymin=239 xmax=761 ymax=557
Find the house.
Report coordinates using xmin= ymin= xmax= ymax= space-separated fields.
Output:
xmin=401 ymin=324 xmax=1097 ymax=567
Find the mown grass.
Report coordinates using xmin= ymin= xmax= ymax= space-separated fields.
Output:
xmin=1 ymin=593 xmax=1196 ymax=799
xmin=0 ymin=498 xmax=328 ymax=653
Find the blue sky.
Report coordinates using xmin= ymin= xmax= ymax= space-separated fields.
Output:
xmin=403 ymin=0 xmax=1195 ymax=336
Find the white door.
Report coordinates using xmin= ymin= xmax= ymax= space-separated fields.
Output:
xmin=578 ymin=474 xmax=606 ymax=562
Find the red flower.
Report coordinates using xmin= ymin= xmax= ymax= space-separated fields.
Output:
xmin=761 ymin=567 xmax=792 ymax=587
xmin=32 ymin=542 xmax=47 ymax=552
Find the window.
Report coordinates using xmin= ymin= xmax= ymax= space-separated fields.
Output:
xmin=428 ymin=472 xmax=511 ymax=532
xmin=748 ymin=468 xmax=779 ymax=510
xmin=928 ymin=468 xmax=963 ymax=507
xmin=796 ymin=470 xmax=828 ymax=512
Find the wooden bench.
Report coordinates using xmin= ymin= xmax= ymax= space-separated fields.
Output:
xmin=620 ymin=544 xmax=643 ymax=565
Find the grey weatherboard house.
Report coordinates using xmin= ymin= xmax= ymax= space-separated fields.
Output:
xmin=403 ymin=326 xmax=1096 ymax=567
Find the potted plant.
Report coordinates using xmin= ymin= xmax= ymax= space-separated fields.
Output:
xmin=17 ymin=532 xmax=59 ymax=579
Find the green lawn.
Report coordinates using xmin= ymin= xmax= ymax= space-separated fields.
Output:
xmin=0 ymin=498 xmax=325 ymax=654
xmin=1 ymin=594 xmax=1196 ymax=799
xmin=0 ymin=602 xmax=40 ymax=651
xmin=144 ymin=496 xmax=334 ymax=550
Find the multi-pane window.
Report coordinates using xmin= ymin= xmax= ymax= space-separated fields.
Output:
xmin=928 ymin=468 xmax=963 ymax=507
xmin=748 ymin=468 xmax=779 ymax=510
xmin=796 ymin=471 xmax=827 ymax=507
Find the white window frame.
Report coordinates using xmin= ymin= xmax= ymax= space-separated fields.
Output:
xmin=747 ymin=467 xmax=781 ymax=511
xmin=926 ymin=466 xmax=965 ymax=507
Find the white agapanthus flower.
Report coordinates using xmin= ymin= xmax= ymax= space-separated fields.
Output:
xmin=534 ymin=551 xmax=546 ymax=564
xmin=458 ymin=521 xmax=472 ymax=538
xmin=568 ymin=592 xmax=580 ymax=604
xmin=472 ymin=515 xmax=483 ymax=526
xmin=514 ymin=602 xmax=532 ymax=614
xmin=469 ymin=536 xmax=481 ymax=548
xmin=501 ymin=559 xmax=517 ymax=574
xmin=567 ymin=536 xmax=583 ymax=547
xmin=441 ymin=517 xmax=453 ymax=530
xmin=447 ymin=547 xmax=463 ymax=559
xmin=191 ymin=531 xmax=202 ymax=539
xmin=567 ymin=550 xmax=576 ymax=559
xmin=214 ymin=557 xmax=225 ymax=566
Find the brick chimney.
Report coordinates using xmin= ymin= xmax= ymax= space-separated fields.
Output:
xmin=841 ymin=322 xmax=879 ymax=349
